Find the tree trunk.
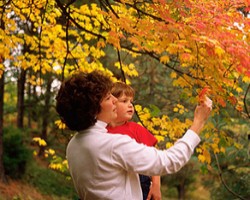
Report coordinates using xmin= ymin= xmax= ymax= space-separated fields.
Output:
xmin=27 ymin=80 xmax=32 ymax=128
xmin=177 ymin=182 xmax=185 ymax=200
xmin=17 ymin=68 xmax=26 ymax=128
xmin=0 ymin=71 xmax=7 ymax=183
xmin=38 ymin=75 xmax=52 ymax=157
xmin=0 ymin=4 xmax=7 ymax=183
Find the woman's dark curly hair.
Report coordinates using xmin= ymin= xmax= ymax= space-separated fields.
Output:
xmin=56 ymin=70 xmax=113 ymax=131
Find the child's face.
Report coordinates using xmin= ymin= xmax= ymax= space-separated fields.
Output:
xmin=115 ymin=93 xmax=134 ymax=123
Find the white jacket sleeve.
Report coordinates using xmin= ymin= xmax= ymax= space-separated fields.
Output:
xmin=111 ymin=129 xmax=200 ymax=176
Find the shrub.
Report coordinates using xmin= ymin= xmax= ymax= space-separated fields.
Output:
xmin=24 ymin=161 xmax=78 ymax=199
xmin=3 ymin=126 xmax=32 ymax=179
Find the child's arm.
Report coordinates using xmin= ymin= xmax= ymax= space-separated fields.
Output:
xmin=147 ymin=175 xmax=161 ymax=200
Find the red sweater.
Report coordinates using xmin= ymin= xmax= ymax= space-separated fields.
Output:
xmin=107 ymin=121 xmax=157 ymax=147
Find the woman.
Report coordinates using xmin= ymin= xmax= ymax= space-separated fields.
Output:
xmin=56 ymin=70 xmax=212 ymax=200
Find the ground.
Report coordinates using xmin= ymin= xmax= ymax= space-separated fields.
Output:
xmin=0 ymin=179 xmax=52 ymax=200
xmin=0 ymin=179 xmax=211 ymax=200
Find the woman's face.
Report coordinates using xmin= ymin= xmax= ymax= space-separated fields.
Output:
xmin=97 ymin=92 xmax=118 ymax=123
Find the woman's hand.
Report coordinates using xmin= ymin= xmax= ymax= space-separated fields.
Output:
xmin=190 ymin=96 xmax=212 ymax=134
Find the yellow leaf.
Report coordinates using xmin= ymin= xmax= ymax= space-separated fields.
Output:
xmin=33 ymin=151 xmax=37 ymax=156
xmin=33 ymin=137 xmax=47 ymax=146
xmin=39 ymin=139 xmax=47 ymax=146
xmin=160 ymin=55 xmax=170 ymax=64
xmin=62 ymin=160 xmax=68 ymax=166
xmin=234 ymin=143 xmax=243 ymax=149
xmin=173 ymin=107 xmax=178 ymax=112
xmin=55 ymin=120 xmax=66 ymax=129
xmin=166 ymin=142 xmax=173 ymax=149
xmin=135 ymin=105 xmax=142 ymax=112
xmin=220 ymin=147 xmax=225 ymax=153
xmin=155 ymin=135 xmax=165 ymax=142
xmin=203 ymin=149 xmax=211 ymax=164
xmin=236 ymin=87 xmax=243 ymax=93
xmin=170 ymin=72 xmax=177 ymax=78
xmin=32 ymin=137 xmax=40 ymax=142
xmin=47 ymin=148 xmax=55 ymax=155
xmin=214 ymin=46 xmax=225 ymax=58
xmin=242 ymin=76 xmax=250 ymax=83
xmin=179 ymin=109 xmax=184 ymax=114
xmin=205 ymin=133 xmax=210 ymax=139
xmin=196 ymin=147 xmax=202 ymax=153
xmin=198 ymin=154 xmax=206 ymax=163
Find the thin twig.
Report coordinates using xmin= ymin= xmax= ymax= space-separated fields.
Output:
xmin=116 ymin=48 xmax=126 ymax=83
xmin=55 ymin=0 xmax=106 ymax=40
xmin=214 ymin=152 xmax=246 ymax=200
xmin=243 ymin=83 xmax=250 ymax=119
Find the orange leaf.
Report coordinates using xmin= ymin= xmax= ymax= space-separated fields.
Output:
xmin=217 ymin=96 xmax=226 ymax=107
xmin=198 ymin=86 xmax=211 ymax=103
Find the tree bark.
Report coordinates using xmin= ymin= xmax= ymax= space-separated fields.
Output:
xmin=0 ymin=3 xmax=7 ymax=183
xmin=177 ymin=182 xmax=185 ymax=200
xmin=0 ymin=71 xmax=7 ymax=183
xmin=27 ymin=80 xmax=32 ymax=128
xmin=17 ymin=68 xmax=27 ymax=128
xmin=38 ymin=75 xmax=52 ymax=157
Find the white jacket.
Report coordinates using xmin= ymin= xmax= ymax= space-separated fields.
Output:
xmin=66 ymin=120 xmax=200 ymax=200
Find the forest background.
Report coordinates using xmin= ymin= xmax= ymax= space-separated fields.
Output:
xmin=0 ymin=0 xmax=249 ymax=199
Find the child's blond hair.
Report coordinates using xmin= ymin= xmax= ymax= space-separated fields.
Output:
xmin=111 ymin=82 xmax=135 ymax=98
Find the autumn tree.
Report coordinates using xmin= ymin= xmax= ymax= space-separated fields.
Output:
xmin=0 ymin=0 xmax=249 ymax=198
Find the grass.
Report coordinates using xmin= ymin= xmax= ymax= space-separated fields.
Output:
xmin=0 ymin=156 xmax=78 ymax=200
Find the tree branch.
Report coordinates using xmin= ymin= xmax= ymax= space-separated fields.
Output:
xmin=100 ymin=0 xmax=120 ymax=19
xmin=112 ymin=0 xmax=167 ymax=23
xmin=38 ymin=0 xmax=49 ymax=85
xmin=120 ymin=43 xmax=205 ymax=84
xmin=116 ymin=48 xmax=126 ymax=82
xmin=214 ymin=153 xmax=247 ymax=200
xmin=243 ymin=83 xmax=250 ymax=119
xmin=61 ymin=7 xmax=70 ymax=82
xmin=55 ymin=0 xmax=106 ymax=40
xmin=125 ymin=2 xmax=168 ymax=23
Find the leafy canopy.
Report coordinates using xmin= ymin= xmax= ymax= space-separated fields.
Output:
xmin=1 ymin=0 xmax=250 ymax=167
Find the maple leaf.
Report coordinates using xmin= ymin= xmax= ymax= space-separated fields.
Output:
xmin=198 ymin=86 xmax=211 ymax=103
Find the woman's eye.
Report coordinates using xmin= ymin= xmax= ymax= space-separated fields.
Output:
xmin=106 ymin=95 xmax=112 ymax=100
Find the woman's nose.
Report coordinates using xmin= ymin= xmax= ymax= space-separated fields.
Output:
xmin=112 ymin=95 xmax=117 ymax=103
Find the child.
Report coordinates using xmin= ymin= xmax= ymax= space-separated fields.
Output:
xmin=107 ymin=82 xmax=161 ymax=200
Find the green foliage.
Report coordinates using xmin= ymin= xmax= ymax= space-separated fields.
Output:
xmin=161 ymin=158 xmax=199 ymax=199
xmin=3 ymin=126 xmax=32 ymax=179
xmin=211 ymin=171 xmax=250 ymax=200
xmin=211 ymin=147 xmax=250 ymax=199
xmin=3 ymin=125 xmax=77 ymax=199
xmin=202 ymin=128 xmax=250 ymax=200
xmin=23 ymin=161 xmax=78 ymax=199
